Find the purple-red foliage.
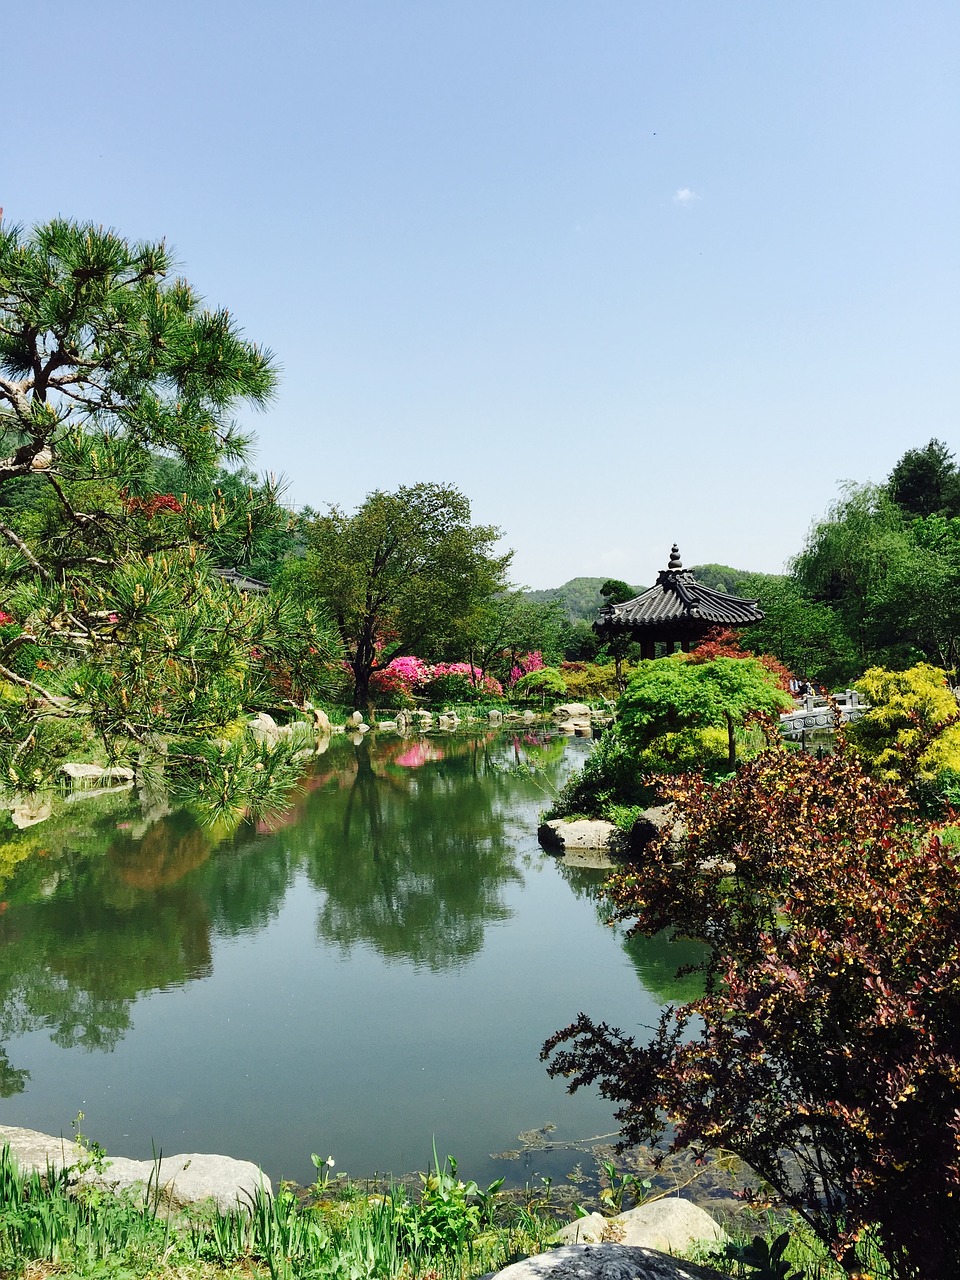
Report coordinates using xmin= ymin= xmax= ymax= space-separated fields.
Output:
xmin=543 ymin=740 xmax=960 ymax=1278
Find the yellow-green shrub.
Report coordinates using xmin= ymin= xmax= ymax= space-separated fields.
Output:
xmin=851 ymin=663 xmax=960 ymax=779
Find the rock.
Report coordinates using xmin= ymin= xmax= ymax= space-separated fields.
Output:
xmin=60 ymin=763 xmax=135 ymax=787
xmin=554 ymin=1213 xmax=608 ymax=1244
xmin=0 ymin=1126 xmax=272 ymax=1216
xmin=10 ymin=794 xmax=53 ymax=828
xmin=312 ymin=707 xmax=332 ymax=734
xmin=609 ymin=1201 xmax=728 ymax=1252
xmin=488 ymin=709 xmax=503 ymax=723
xmin=247 ymin=712 xmax=281 ymax=747
xmin=538 ymin=818 xmax=618 ymax=852
xmin=554 ymin=703 xmax=592 ymax=719
xmin=628 ymin=806 xmax=686 ymax=852
xmin=349 ymin=710 xmax=364 ymax=726
xmin=522 ymin=709 xmax=536 ymax=722
xmin=491 ymin=1243 xmax=731 ymax=1280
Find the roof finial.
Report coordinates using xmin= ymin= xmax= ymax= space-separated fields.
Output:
xmin=668 ymin=544 xmax=683 ymax=571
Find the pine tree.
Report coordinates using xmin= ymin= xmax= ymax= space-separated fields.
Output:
xmin=0 ymin=217 xmax=338 ymax=823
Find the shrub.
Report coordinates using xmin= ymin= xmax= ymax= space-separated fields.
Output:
xmin=511 ymin=667 xmax=567 ymax=700
xmin=543 ymin=740 xmax=960 ymax=1279
xmin=850 ymin=662 xmax=960 ymax=782
xmin=559 ymin=661 xmax=624 ymax=703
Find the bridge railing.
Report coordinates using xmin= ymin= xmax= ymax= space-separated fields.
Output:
xmin=779 ymin=690 xmax=869 ymax=739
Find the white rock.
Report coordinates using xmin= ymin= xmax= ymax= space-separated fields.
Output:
xmin=610 ymin=1200 xmax=728 ymax=1252
xmin=247 ymin=712 xmax=281 ymax=747
xmin=0 ymin=1126 xmax=272 ymax=1216
xmin=11 ymin=794 xmax=53 ymax=828
xmin=60 ymin=763 xmax=135 ymax=785
xmin=554 ymin=1212 xmax=608 ymax=1244
xmin=538 ymin=818 xmax=617 ymax=851
xmin=554 ymin=703 xmax=592 ymax=719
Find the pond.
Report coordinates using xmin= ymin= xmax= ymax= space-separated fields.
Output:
xmin=0 ymin=730 xmax=701 ymax=1192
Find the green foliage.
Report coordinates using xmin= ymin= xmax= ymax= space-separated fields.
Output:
xmin=550 ymin=730 xmax=657 ymax=820
xmin=511 ymin=667 xmax=567 ymax=700
xmin=0 ymin=1139 xmax=558 ymax=1280
xmin=305 ymin=483 xmax=511 ymax=708
xmin=457 ymin=590 xmax=567 ymax=685
xmin=0 ymin=217 xmax=340 ymax=820
xmin=557 ymin=660 xmax=623 ymax=702
xmin=789 ymin=478 xmax=960 ymax=671
xmin=887 ymin=437 xmax=960 ymax=519
xmin=736 ymin=573 xmax=861 ymax=688
xmin=850 ymin=662 xmax=960 ymax=782
xmin=544 ymin=742 xmax=960 ymax=1279
xmin=618 ymin=655 xmax=791 ymax=769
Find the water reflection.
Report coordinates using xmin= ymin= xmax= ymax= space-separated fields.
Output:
xmin=0 ymin=732 xmax=577 ymax=1092
xmin=553 ymin=860 xmax=708 ymax=1004
xmin=302 ymin=736 xmax=524 ymax=969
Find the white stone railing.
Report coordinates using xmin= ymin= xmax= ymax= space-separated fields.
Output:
xmin=780 ymin=690 xmax=869 ymax=739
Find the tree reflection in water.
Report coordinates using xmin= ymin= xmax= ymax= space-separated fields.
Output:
xmin=301 ymin=735 xmax=526 ymax=970
xmin=0 ymin=731 xmax=578 ymax=1091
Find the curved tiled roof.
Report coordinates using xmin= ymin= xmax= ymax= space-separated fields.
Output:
xmin=595 ymin=545 xmax=763 ymax=634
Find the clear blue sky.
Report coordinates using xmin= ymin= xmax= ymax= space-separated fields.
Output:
xmin=4 ymin=1 xmax=957 ymax=588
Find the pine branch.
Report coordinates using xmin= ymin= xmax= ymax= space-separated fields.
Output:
xmin=0 ymin=662 xmax=73 ymax=708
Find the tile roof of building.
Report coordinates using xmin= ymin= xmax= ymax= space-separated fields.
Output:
xmin=596 ymin=545 xmax=764 ymax=633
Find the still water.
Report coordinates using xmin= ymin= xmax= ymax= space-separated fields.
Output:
xmin=0 ymin=731 xmax=698 ymax=1189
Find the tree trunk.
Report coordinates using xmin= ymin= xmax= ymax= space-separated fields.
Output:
xmin=726 ymin=711 xmax=737 ymax=770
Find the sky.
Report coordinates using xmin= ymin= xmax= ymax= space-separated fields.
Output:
xmin=3 ymin=1 xmax=957 ymax=589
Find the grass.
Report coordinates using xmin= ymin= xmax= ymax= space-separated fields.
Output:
xmin=0 ymin=1138 xmax=904 ymax=1280
xmin=0 ymin=1144 xmax=560 ymax=1280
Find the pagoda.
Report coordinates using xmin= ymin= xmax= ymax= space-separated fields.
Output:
xmin=594 ymin=545 xmax=764 ymax=660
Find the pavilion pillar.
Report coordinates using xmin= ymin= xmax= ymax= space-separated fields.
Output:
xmin=640 ymin=637 xmax=656 ymax=661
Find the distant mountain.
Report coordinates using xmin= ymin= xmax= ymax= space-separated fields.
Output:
xmin=691 ymin=564 xmax=786 ymax=597
xmin=523 ymin=576 xmax=645 ymax=623
xmin=524 ymin=566 xmax=784 ymax=623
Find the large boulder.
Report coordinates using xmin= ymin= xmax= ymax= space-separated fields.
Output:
xmin=538 ymin=818 xmax=618 ymax=852
xmin=554 ymin=703 xmax=592 ymax=719
xmin=247 ymin=712 xmax=282 ymax=747
xmin=0 ymin=1126 xmax=271 ymax=1216
xmin=491 ymin=1243 xmax=731 ymax=1280
xmin=60 ymin=763 xmax=135 ymax=787
xmin=552 ymin=1200 xmax=727 ymax=1254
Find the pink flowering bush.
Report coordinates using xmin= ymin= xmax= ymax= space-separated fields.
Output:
xmin=509 ymin=650 xmax=545 ymax=688
xmin=365 ymin=655 xmax=502 ymax=706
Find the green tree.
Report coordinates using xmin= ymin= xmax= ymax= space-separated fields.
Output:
xmin=619 ymin=654 xmax=792 ymax=770
xmin=599 ymin=578 xmax=639 ymax=690
xmin=0 ymin=217 xmax=338 ymax=819
xmin=737 ymin=573 xmax=859 ymax=688
xmin=887 ymin=438 xmax=960 ymax=519
xmin=791 ymin=483 xmax=912 ymax=665
xmin=304 ymin=483 xmax=511 ymax=708
xmin=455 ymin=590 xmax=566 ymax=687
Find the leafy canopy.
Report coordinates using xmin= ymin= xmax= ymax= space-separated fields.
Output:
xmin=303 ymin=483 xmax=511 ymax=707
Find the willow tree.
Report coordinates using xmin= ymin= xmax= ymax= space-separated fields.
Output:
xmin=0 ymin=217 xmax=338 ymax=822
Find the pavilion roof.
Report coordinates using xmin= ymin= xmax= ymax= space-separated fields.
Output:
xmin=595 ymin=545 xmax=764 ymax=635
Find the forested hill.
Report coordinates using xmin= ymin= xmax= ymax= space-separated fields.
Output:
xmin=690 ymin=564 xmax=786 ymax=596
xmin=523 ymin=577 xmax=645 ymax=622
xmin=523 ymin=566 xmax=781 ymax=622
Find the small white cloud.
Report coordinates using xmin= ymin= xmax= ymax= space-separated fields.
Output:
xmin=673 ymin=188 xmax=700 ymax=206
